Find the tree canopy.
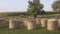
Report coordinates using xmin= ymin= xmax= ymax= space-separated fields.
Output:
xmin=27 ymin=0 xmax=44 ymax=18
xmin=52 ymin=0 xmax=60 ymax=12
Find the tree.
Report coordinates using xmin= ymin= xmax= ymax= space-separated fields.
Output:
xmin=27 ymin=0 xmax=44 ymax=18
xmin=52 ymin=0 xmax=60 ymax=12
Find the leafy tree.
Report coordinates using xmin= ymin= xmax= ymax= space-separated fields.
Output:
xmin=27 ymin=0 xmax=44 ymax=18
xmin=52 ymin=0 xmax=60 ymax=12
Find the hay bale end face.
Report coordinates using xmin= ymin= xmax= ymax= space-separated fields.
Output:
xmin=47 ymin=18 xmax=58 ymax=31
xmin=40 ymin=18 xmax=48 ymax=28
xmin=0 ymin=18 xmax=6 ymax=27
xmin=58 ymin=19 xmax=60 ymax=27
xmin=27 ymin=18 xmax=36 ymax=30
xmin=9 ymin=18 xmax=20 ymax=29
xmin=9 ymin=19 xmax=15 ymax=29
xmin=36 ymin=18 xmax=41 ymax=25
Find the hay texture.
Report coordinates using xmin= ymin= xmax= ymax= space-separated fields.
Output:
xmin=27 ymin=18 xmax=36 ymax=30
xmin=0 ymin=18 xmax=6 ymax=27
xmin=58 ymin=19 xmax=60 ymax=27
xmin=9 ymin=18 xmax=20 ymax=29
xmin=47 ymin=18 xmax=58 ymax=31
xmin=40 ymin=18 xmax=48 ymax=28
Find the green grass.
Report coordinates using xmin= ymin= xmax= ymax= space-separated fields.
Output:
xmin=0 ymin=20 xmax=60 ymax=34
xmin=0 ymin=27 xmax=60 ymax=34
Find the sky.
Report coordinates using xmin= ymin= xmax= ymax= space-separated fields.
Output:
xmin=0 ymin=0 xmax=55 ymax=12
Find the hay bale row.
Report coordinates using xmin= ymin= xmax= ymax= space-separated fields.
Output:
xmin=0 ymin=17 xmax=59 ymax=31
xmin=8 ymin=18 xmax=58 ymax=31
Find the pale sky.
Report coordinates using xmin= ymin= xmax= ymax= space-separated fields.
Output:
xmin=0 ymin=0 xmax=55 ymax=12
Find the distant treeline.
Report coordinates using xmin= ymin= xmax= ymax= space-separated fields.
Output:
xmin=45 ymin=11 xmax=60 ymax=15
xmin=0 ymin=11 xmax=60 ymax=17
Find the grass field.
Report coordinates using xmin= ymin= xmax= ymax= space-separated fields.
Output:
xmin=0 ymin=27 xmax=60 ymax=34
xmin=0 ymin=12 xmax=60 ymax=34
xmin=0 ymin=19 xmax=60 ymax=34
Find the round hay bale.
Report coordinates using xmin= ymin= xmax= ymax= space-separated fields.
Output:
xmin=35 ymin=18 xmax=41 ymax=28
xmin=47 ymin=18 xmax=58 ymax=31
xmin=58 ymin=19 xmax=60 ymax=27
xmin=23 ymin=19 xmax=27 ymax=27
xmin=9 ymin=19 xmax=15 ymax=29
xmin=40 ymin=18 xmax=48 ymax=28
xmin=36 ymin=18 xmax=41 ymax=25
xmin=9 ymin=18 xmax=20 ymax=29
xmin=27 ymin=18 xmax=36 ymax=30
xmin=14 ymin=21 xmax=20 ymax=28
xmin=0 ymin=18 xmax=6 ymax=27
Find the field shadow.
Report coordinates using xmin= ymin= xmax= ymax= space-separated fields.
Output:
xmin=58 ymin=27 xmax=60 ymax=30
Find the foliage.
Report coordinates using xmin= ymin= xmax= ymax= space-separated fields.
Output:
xmin=52 ymin=0 xmax=60 ymax=12
xmin=27 ymin=0 xmax=44 ymax=18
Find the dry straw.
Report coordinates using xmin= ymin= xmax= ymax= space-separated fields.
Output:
xmin=9 ymin=19 xmax=15 ymax=29
xmin=36 ymin=18 xmax=41 ymax=25
xmin=0 ymin=18 xmax=6 ymax=27
xmin=40 ymin=18 xmax=48 ymax=28
xmin=9 ymin=18 xmax=20 ymax=29
xmin=58 ymin=18 xmax=60 ymax=27
xmin=23 ymin=18 xmax=28 ymax=27
xmin=47 ymin=18 xmax=58 ymax=31
xmin=27 ymin=18 xmax=36 ymax=30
